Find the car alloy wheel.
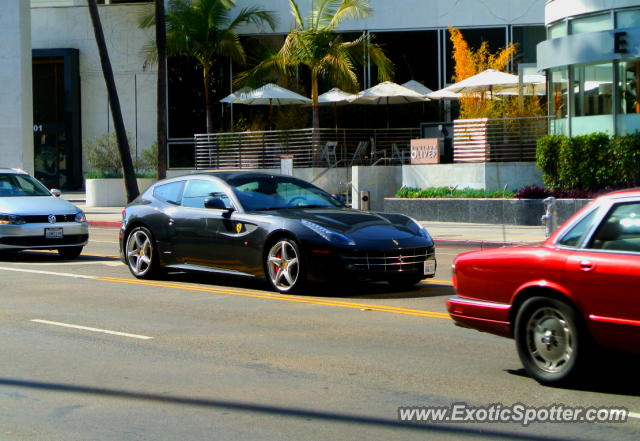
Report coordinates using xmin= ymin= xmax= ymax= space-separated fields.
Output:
xmin=515 ymin=297 xmax=589 ymax=386
xmin=126 ymin=226 xmax=160 ymax=279
xmin=267 ymin=239 xmax=302 ymax=293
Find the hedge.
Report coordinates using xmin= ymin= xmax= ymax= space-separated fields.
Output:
xmin=536 ymin=132 xmax=640 ymax=190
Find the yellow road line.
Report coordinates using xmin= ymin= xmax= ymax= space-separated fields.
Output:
xmin=97 ymin=276 xmax=451 ymax=320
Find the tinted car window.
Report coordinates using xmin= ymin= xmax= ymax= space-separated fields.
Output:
xmin=0 ymin=173 xmax=51 ymax=197
xmin=589 ymin=202 xmax=640 ymax=253
xmin=228 ymin=175 xmax=342 ymax=212
xmin=154 ymin=181 xmax=184 ymax=205
xmin=557 ymin=208 xmax=598 ymax=247
xmin=182 ymin=180 xmax=231 ymax=209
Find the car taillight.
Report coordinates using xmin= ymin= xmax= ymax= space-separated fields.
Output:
xmin=451 ymin=264 xmax=457 ymax=288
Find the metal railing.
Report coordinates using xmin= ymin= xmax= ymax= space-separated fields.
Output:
xmin=194 ymin=128 xmax=421 ymax=170
xmin=453 ymin=116 xmax=553 ymax=162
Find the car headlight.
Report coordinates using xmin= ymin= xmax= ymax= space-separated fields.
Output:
xmin=302 ymin=220 xmax=355 ymax=246
xmin=75 ymin=211 xmax=87 ymax=223
xmin=0 ymin=213 xmax=26 ymax=225
xmin=408 ymin=217 xmax=432 ymax=242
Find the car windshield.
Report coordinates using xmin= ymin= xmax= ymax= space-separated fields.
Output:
xmin=227 ymin=175 xmax=343 ymax=212
xmin=0 ymin=173 xmax=52 ymax=197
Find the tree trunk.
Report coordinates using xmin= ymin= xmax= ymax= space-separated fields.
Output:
xmin=87 ymin=0 xmax=139 ymax=203
xmin=155 ymin=0 xmax=168 ymax=180
xmin=204 ymin=66 xmax=213 ymax=134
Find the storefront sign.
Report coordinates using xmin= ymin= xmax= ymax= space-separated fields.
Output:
xmin=410 ymin=138 xmax=440 ymax=164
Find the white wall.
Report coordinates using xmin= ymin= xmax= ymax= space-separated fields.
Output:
xmin=546 ymin=0 xmax=640 ymax=24
xmin=402 ymin=163 xmax=543 ymax=191
xmin=30 ymin=3 xmax=157 ymax=174
xmin=352 ymin=165 xmax=403 ymax=211
xmin=0 ymin=0 xmax=34 ymax=173
xmin=235 ymin=0 xmax=545 ymax=34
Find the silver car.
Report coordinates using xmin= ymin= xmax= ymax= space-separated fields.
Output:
xmin=0 ymin=168 xmax=88 ymax=258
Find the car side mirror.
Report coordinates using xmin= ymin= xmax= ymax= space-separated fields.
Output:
xmin=51 ymin=189 xmax=62 ymax=197
xmin=204 ymin=197 xmax=234 ymax=211
xmin=332 ymin=194 xmax=344 ymax=205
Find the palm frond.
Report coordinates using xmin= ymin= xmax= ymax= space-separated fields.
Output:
xmin=140 ymin=38 xmax=159 ymax=71
xmin=228 ymin=5 xmax=279 ymax=32
xmin=137 ymin=2 xmax=156 ymax=29
xmin=216 ymin=29 xmax=246 ymax=65
xmin=288 ymin=0 xmax=305 ymax=30
xmin=323 ymin=0 xmax=372 ymax=30
xmin=234 ymin=47 xmax=292 ymax=90
xmin=314 ymin=50 xmax=359 ymax=93
xmin=337 ymin=33 xmax=395 ymax=82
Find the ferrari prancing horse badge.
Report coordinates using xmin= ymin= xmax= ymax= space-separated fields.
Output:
xmin=236 ymin=223 xmax=242 ymax=234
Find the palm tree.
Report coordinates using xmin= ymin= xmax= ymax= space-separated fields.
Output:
xmin=139 ymin=0 xmax=279 ymax=134
xmin=155 ymin=0 xmax=168 ymax=180
xmin=234 ymin=0 xmax=395 ymax=131
xmin=87 ymin=0 xmax=140 ymax=202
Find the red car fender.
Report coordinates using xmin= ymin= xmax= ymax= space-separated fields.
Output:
xmin=511 ymin=280 xmax=586 ymax=320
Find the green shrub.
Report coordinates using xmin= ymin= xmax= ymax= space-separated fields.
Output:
xmin=84 ymin=171 xmax=157 ymax=179
xmin=537 ymin=132 xmax=640 ymax=191
xmin=395 ymin=186 xmax=515 ymax=199
xmin=83 ymin=132 xmax=157 ymax=174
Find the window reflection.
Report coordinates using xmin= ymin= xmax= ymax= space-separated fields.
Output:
xmin=550 ymin=68 xmax=569 ymax=119
xmin=619 ymin=59 xmax=640 ymax=114
xmin=572 ymin=62 xmax=613 ymax=117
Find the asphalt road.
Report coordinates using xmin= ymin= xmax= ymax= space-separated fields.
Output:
xmin=1 ymin=227 xmax=639 ymax=440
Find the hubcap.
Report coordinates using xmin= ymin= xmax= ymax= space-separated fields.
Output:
xmin=127 ymin=230 xmax=152 ymax=276
xmin=268 ymin=241 xmax=299 ymax=292
xmin=526 ymin=307 xmax=573 ymax=373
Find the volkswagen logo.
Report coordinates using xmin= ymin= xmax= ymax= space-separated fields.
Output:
xmin=48 ymin=215 xmax=56 ymax=224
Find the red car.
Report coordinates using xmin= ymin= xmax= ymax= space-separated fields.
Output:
xmin=447 ymin=189 xmax=640 ymax=385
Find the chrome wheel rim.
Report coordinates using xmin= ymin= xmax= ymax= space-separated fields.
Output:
xmin=526 ymin=307 xmax=574 ymax=374
xmin=267 ymin=241 xmax=299 ymax=292
xmin=127 ymin=230 xmax=152 ymax=276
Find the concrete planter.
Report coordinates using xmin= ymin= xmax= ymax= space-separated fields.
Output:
xmin=86 ymin=178 xmax=157 ymax=207
xmin=384 ymin=198 xmax=592 ymax=226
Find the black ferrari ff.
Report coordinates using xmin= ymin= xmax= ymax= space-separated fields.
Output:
xmin=119 ymin=172 xmax=436 ymax=293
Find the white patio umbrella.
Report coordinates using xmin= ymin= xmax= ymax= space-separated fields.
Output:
xmin=230 ymin=83 xmax=311 ymax=130
xmin=348 ymin=81 xmax=429 ymax=128
xmin=437 ymin=69 xmax=522 ymax=96
xmin=310 ymin=88 xmax=358 ymax=129
xmin=219 ymin=87 xmax=253 ymax=103
xmin=402 ymin=80 xmax=433 ymax=97
xmin=496 ymin=75 xmax=547 ymax=96
xmin=427 ymin=89 xmax=463 ymax=100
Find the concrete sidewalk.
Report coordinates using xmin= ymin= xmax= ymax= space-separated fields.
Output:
xmin=64 ymin=193 xmax=547 ymax=247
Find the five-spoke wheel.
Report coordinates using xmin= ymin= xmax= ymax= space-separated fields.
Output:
xmin=267 ymin=239 xmax=304 ymax=293
xmin=126 ymin=226 xmax=160 ymax=279
xmin=515 ymin=297 xmax=589 ymax=386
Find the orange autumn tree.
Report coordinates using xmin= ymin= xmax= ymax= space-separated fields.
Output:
xmin=449 ymin=26 xmax=546 ymax=119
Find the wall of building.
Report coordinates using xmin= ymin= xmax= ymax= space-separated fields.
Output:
xmin=546 ymin=0 xmax=640 ymax=25
xmin=30 ymin=3 xmax=157 ymax=174
xmin=0 ymin=0 xmax=34 ymax=173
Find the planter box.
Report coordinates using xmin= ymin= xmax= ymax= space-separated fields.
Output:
xmin=86 ymin=178 xmax=157 ymax=207
xmin=384 ymin=198 xmax=592 ymax=226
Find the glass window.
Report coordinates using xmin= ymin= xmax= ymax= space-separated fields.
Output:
xmin=154 ymin=181 xmax=184 ymax=205
xmin=0 ymin=173 xmax=51 ymax=197
xmin=570 ymin=13 xmax=612 ymax=35
xmin=617 ymin=9 xmax=640 ymax=29
xmin=228 ymin=175 xmax=342 ymax=212
xmin=619 ymin=58 xmax=640 ymax=115
xmin=181 ymin=179 xmax=231 ymax=209
xmin=572 ymin=62 xmax=613 ymax=117
xmin=557 ymin=208 xmax=599 ymax=247
xmin=550 ymin=68 xmax=569 ymax=119
xmin=548 ymin=21 xmax=567 ymax=39
xmin=589 ymin=203 xmax=640 ymax=253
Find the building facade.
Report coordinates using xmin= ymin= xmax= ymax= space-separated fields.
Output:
xmin=538 ymin=0 xmax=640 ymax=136
xmin=2 ymin=0 xmax=546 ymax=189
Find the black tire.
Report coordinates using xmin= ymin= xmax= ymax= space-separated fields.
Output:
xmin=266 ymin=238 xmax=306 ymax=294
xmin=387 ymin=276 xmax=424 ymax=288
xmin=125 ymin=226 xmax=162 ymax=279
xmin=515 ymin=296 xmax=590 ymax=386
xmin=58 ymin=246 xmax=83 ymax=259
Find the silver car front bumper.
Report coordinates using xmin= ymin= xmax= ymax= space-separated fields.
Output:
xmin=0 ymin=221 xmax=89 ymax=250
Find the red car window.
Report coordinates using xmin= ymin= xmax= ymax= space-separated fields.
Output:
xmin=589 ymin=202 xmax=640 ymax=253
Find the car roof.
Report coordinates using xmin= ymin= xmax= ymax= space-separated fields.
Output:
xmin=596 ymin=188 xmax=640 ymax=201
xmin=188 ymin=171 xmax=299 ymax=183
xmin=0 ymin=168 xmax=28 ymax=175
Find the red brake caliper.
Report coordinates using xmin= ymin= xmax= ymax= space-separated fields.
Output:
xmin=276 ymin=252 xmax=281 ymax=274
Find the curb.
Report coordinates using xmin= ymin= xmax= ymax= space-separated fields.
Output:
xmin=88 ymin=220 xmax=122 ymax=228
xmin=433 ymin=238 xmax=543 ymax=249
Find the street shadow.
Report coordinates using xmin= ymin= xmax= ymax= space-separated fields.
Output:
xmin=0 ymin=377 xmax=571 ymax=440
xmin=161 ymin=271 xmax=451 ymax=300
xmin=0 ymin=250 xmax=120 ymax=263
xmin=505 ymin=351 xmax=640 ymax=397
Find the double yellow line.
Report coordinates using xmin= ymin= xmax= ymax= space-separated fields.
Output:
xmin=97 ymin=277 xmax=452 ymax=320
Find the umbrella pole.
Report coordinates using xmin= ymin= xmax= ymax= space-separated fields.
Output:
xmin=387 ymin=97 xmax=390 ymax=129
xmin=269 ymin=98 xmax=272 ymax=131
xmin=334 ymin=102 xmax=338 ymax=130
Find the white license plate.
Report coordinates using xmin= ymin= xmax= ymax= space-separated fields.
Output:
xmin=424 ymin=259 xmax=436 ymax=275
xmin=45 ymin=228 xmax=63 ymax=239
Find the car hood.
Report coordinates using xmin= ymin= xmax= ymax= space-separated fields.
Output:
xmin=263 ymin=208 xmax=420 ymax=241
xmin=0 ymin=196 xmax=80 ymax=215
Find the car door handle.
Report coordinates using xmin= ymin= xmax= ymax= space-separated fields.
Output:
xmin=168 ymin=218 xmax=175 ymax=226
xmin=580 ymin=260 xmax=595 ymax=271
